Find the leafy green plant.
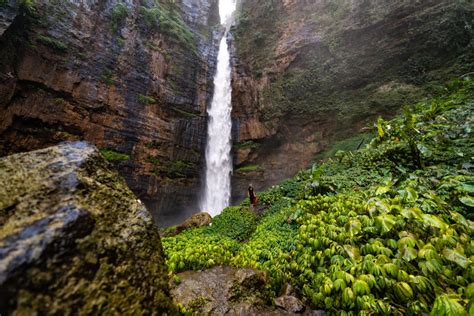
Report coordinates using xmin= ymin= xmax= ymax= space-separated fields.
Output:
xmin=99 ymin=149 xmax=130 ymax=161
xmin=234 ymin=140 xmax=259 ymax=150
xmin=37 ymin=35 xmax=67 ymax=52
xmin=162 ymin=78 xmax=474 ymax=314
xmin=138 ymin=94 xmax=156 ymax=105
xmin=235 ymin=164 xmax=263 ymax=173
xmin=208 ymin=207 xmax=259 ymax=242
xmin=111 ymin=4 xmax=128 ymax=32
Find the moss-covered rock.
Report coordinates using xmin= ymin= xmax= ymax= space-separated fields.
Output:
xmin=0 ymin=141 xmax=177 ymax=315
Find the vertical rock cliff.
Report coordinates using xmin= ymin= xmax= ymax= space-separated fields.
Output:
xmin=230 ymin=0 xmax=474 ymax=202
xmin=0 ymin=0 xmax=220 ymax=226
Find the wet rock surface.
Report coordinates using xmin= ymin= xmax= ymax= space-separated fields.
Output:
xmin=0 ymin=142 xmax=176 ymax=314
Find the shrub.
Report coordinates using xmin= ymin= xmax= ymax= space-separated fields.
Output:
xmin=37 ymin=35 xmax=67 ymax=52
xmin=208 ymin=207 xmax=259 ymax=242
xmin=99 ymin=149 xmax=130 ymax=161
xmin=235 ymin=164 xmax=263 ymax=173
xmin=111 ymin=4 xmax=128 ymax=32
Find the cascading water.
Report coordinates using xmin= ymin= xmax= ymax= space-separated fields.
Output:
xmin=200 ymin=0 xmax=236 ymax=216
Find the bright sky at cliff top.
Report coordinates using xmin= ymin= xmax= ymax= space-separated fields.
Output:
xmin=219 ymin=0 xmax=237 ymax=25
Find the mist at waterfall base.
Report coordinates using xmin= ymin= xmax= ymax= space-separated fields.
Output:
xmin=200 ymin=0 xmax=236 ymax=217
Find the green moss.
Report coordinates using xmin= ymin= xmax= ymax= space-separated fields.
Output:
xmin=99 ymin=149 xmax=130 ymax=161
xmin=235 ymin=164 xmax=263 ymax=173
xmin=138 ymin=4 xmax=196 ymax=53
xmin=138 ymin=94 xmax=156 ymax=106
xmin=37 ymin=35 xmax=67 ymax=52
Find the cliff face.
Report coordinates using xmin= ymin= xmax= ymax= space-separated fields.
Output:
xmin=0 ymin=0 xmax=219 ymax=227
xmin=230 ymin=0 xmax=474 ymax=202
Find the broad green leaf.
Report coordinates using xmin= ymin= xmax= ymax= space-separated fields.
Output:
xmin=377 ymin=117 xmax=385 ymax=139
xmin=401 ymin=207 xmax=422 ymax=220
xmin=345 ymin=219 xmax=362 ymax=236
xmin=458 ymin=183 xmax=474 ymax=193
xmin=459 ymin=196 xmax=474 ymax=207
xmin=422 ymin=214 xmax=448 ymax=230
xmin=406 ymin=187 xmax=419 ymax=202
xmin=344 ymin=244 xmax=361 ymax=262
xmin=430 ymin=294 xmax=467 ymax=316
xmin=375 ymin=214 xmax=396 ymax=234
xmin=400 ymin=246 xmax=417 ymax=262
xmin=442 ymin=248 xmax=471 ymax=269
xmin=375 ymin=186 xmax=390 ymax=196
xmin=417 ymin=144 xmax=433 ymax=158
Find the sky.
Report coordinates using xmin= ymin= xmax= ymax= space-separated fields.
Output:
xmin=219 ymin=0 xmax=237 ymax=25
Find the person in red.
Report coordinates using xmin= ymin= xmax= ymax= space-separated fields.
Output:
xmin=248 ymin=184 xmax=258 ymax=210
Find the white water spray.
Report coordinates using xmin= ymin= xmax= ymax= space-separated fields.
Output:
xmin=200 ymin=0 xmax=236 ymax=216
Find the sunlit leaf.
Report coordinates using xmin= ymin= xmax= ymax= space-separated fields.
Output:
xmin=422 ymin=214 xmax=448 ymax=230
xmin=344 ymin=244 xmax=361 ymax=262
xmin=459 ymin=196 xmax=474 ymax=207
xmin=375 ymin=214 xmax=396 ymax=234
xmin=442 ymin=248 xmax=471 ymax=268
xmin=430 ymin=294 xmax=467 ymax=316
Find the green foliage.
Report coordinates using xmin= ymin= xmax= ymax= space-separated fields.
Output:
xmin=138 ymin=94 xmax=156 ymax=105
xmin=37 ymin=35 xmax=67 ymax=52
xmin=208 ymin=207 xmax=258 ymax=242
xmin=234 ymin=140 xmax=260 ymax=150
xmin=163 ymin=78 xmax=474 ymax=314
xmin=111 ymin=4 xmax=128 ymax=32
xmin=18 ymin=0 xmax=36 ymax=12
xmin=235 ymin=164 xmax=263 ymax=173
xmin=138 ymin=4 xmax=195 ymax=52
xmin=99 ymin=149 xmax=130 ymax=161
xmin=100 ymin=68 xmax=114 ymax=85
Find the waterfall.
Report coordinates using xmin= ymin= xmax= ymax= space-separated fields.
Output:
xmin=200 ymin=0 xmax=236 ymax=216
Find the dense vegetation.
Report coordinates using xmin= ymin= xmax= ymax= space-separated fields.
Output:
xmin=163 ymin=77 xmax=474 ymax=314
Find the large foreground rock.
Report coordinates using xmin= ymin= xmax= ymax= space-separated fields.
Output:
xmin=0 ymin=142 xmax=176 ymax=315
xmin=170 ymin=266 xmax=324 ymax=315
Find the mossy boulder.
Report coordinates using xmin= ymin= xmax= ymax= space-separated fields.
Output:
xmin=0 ymin=141 xmax=177 ymax=315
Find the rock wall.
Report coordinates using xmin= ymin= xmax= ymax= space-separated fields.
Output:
xmin=0 ymin=142 xmax=177 ymax=314
xmin=0 ymin=0 xmax=220 ymax=227
xmin=230 ymin=0 xmax=474 ymax=202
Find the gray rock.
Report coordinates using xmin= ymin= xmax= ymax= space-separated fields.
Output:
xmin=171 ymin=266 xmax=271 ymax=315
xmin=274 ymin=295 xmax=305 ymax=313
xmin=0 ymin=142 xmax=176 ymax=315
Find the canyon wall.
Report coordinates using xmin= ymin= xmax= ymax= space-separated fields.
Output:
xmin=0 ymin=0 xmax=219 ymax=226
xmin=230 ymin=0 xmax=474 ymax=202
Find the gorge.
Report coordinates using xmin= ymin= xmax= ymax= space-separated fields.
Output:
xmin=0 ymin=0 xmax=472 ymax=226
xmin=0 ymin=0 xmax=473 ymax=314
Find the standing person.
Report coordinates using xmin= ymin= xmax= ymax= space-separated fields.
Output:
xmin=248 ymin=184 xmax=258 ymax=210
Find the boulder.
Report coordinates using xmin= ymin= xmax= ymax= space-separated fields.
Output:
xmin=274 ymin=295 xmax=305 ymax=313
xmin=0 ymin=142 xmax=177 ymax=315
xmin=161 ymin=212 xmax=212 ymax=237
xmin=170 ymin=266 xmax=269 ymax=315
